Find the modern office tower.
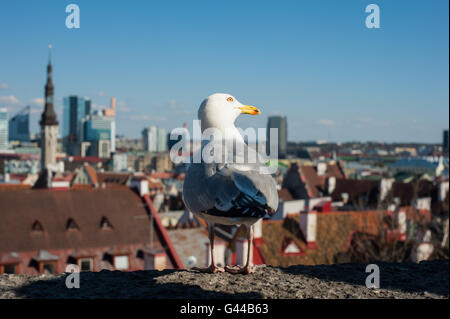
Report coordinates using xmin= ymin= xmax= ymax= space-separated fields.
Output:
xmin=83 ymin=110 xmax=114 ymax=141
xmin=444 ymin=130 xmax=449 ymax=155
xmin=62 ymin=95 xmax=91 ymax=154
xmin=8 ymin=106 xmax=30 ymax=142
xmin=0 ymin=108 xmax=8 ymax=151
xmin=142 ymin=126 xmax=157 ymax=152
xmin=81 ymin=110 xmax=115 ymax=158
xmin=266 ymin=115 xmax=287 ymax=158
xmin=157 ymin=127 xmax=168 ymax=152
xmin=142 ymin=126 xmax=168 ymax=152
xmin=102 ymin=97 xmax=116 ymax=152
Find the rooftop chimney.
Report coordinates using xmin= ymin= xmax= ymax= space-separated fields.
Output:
xmin=327 ymin=176 xmax=336 ymax=195
xmin=396 ymin=210 xmax=407 ymax=241
xmin=438 ymin=181 xmax=449 ymax=202
xmin=299 ymin=211 xmax=317 ymax=248
xmin=144 ymin=250 xmax=166 ymax=270
xmin=317 ymin=162 xmax=327 ymax=176
xmin=131 ymin=176 xmax=149 ymax=196
xmin=380 ymin=178 xmax=394 ymax=201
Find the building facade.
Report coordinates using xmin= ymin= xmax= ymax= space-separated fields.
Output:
xmin=142 ymin=126 xmax=168 ymax=152
xmin=8 ymin=106 xmax=30 ymax=142
xmin=0 ymin=108 xmax=7 ymax=151
xmin=63 ymin=96 xmax=91 ymax=154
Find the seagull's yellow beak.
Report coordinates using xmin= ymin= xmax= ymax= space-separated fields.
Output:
xmin=238 ymin=105 xmax=261 ymax=115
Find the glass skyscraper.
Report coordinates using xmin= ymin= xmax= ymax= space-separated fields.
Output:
xmin=83 ymin=111 xmax=114 ymax=142
xmin=8 ymin=106 xmax=30 ymax=142
xmin=62 ymin=96 xmax=91 ymax=153
xmin=0 ymin=108 xmax=8 ymax=151
xmin=142 ymin=126 xmax=168 ymax=152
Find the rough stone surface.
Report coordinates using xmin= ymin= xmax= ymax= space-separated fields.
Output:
xmin=0 ymin=260 xmax=448 ymax=299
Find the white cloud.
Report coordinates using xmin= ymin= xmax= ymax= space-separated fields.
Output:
xmin=166 ymin=99 xmax=191 ymax=115
xmin=30 ymin=97 xmax=44 ymax=107
xmin=116 ymin=100 xmax=131 ymax=112
xmin=317 ymin=119 xmax=336 ymax=126
xmin=357 ymin=117 xmax=391 ymax=127
xmin=130 ymin=114 xmax=167 ymax=121
xmin=0 ymin=82 xmax=9 ymax=90
xmin=29 ymin=107 xmax=43 ymax=114
xmin=0 ymin=95 xmax=20 ymax=105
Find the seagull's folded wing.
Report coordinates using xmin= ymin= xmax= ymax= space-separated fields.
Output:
xmin=183 ymin=162 xmax=279 ymax=218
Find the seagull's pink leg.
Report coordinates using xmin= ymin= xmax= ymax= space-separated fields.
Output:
xmin=225 ymin=224 xmax=256 ymax=275
xmin=192 ymin=223 xmax=224 ymax=273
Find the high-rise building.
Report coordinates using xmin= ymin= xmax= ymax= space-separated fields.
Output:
xmin=142 ymin=126 xmax=157 ymax=152
xmin=266 ymin=115 xmax=287 ymax=159
xmin=103 ymin=97 xmax=116 ymax=152
xmin=142 ymin=126 xmax=167 ymax=152
xmin=142 ymin=126 xmax=160 ymax=152
xmin=157 ymin=127 xmax=168 ymax=152
xmin=8 ymin=106 xmax=30 ymax=142
xmin=81 ymin=110 xmax=115 ymax=158
xmin=83 ymin=111 xmax=114 ymax=141
xmin=62 ymin=95 xmax=91 ymax=154
xmin=444 ymin=130 xmax=449 ymax=155
xmin=0 ymin=108 xmax=8 ymax=151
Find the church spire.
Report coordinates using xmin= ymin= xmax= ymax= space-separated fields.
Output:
xmin=40 ymin=43 xmax=58 ymax=126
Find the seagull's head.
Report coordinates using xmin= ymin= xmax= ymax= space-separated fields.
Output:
xmin=198 ymin=93 xmax=260 ymax=130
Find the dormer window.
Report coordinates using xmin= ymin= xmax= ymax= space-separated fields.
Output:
xmin=66 ymin=218 xmax=80 ymax=231
xmin=32 ymin=220 xmax=44 ymax=232
xmin=280 ymin=237 xmax=305 ymax=256
xmin=100 ymin=217 xmax=113 ymax=230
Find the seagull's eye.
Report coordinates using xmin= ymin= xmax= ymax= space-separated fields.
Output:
xmin=227 ymin=97 xmax=234 ymax=102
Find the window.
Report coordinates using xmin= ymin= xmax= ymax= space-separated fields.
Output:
xmin=79 ymin=258 xmax=93 ymax=272
xmin=100 ymin=217 xmax=113 ymax=230
xmin=1 ymin=264 xmax=17 ymax=274
xmin=32 ymin=220 xmax=44 ymax=232
xmin=114 ymin=255 xmax=129 ymax=270
xmin=42 ymin=262 xmax=56 ymax=274
xmin=66 ymin=218 xmax=80 ymax=231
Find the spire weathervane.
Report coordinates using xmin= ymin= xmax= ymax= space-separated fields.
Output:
xmin=48 ymin=43 xmax=52 ymax=63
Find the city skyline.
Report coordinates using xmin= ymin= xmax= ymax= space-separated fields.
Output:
xmin=0 ymin=0 xmax=449 ymax=143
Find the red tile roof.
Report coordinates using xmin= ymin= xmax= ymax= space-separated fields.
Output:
xmin=299 ymin=163 xmax=345 ymax=198
xmin=83 ymin=164 xmax=98 ymax=185
xmin=142 ymin=194 xmax=184 ymax=269
xmin=0 ymin=188 xmax=164 ymax=257
xmin=254 ymin=210 xmax=391 ymax=267
xmin=97 ymin=172 xmax=130 ymax=186
xmin=278 ymin=188 xmax=294 ymax=201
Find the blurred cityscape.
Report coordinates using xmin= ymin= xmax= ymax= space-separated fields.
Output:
xmin=0 ymin=53 xmax=448 ymax=275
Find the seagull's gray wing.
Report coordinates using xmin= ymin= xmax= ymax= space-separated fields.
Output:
xmin=183 ymin=161 xmax=279 ymax=219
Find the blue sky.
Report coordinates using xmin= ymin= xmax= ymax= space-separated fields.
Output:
xmin=0 ymin=0 xmax=448 ymax=143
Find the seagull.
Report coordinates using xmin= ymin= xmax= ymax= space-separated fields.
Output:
xmin=183 ymin=93 xmax=279 ymax=274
